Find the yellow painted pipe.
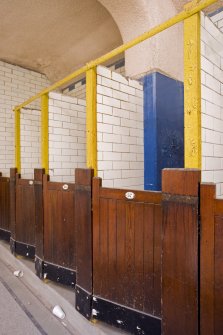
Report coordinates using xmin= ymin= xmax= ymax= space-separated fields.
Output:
xmin=86 ymin=67 xmax=97 ymax=175
xmin=15 ymin=108 xmax=21 ymax=173
xmin=15 ymin=0 xmax=218 ymax=111
xmin=184 ymin=12 xmax=201 ymax=169
xmin=41 ymin=94 xmax=49 ymax=174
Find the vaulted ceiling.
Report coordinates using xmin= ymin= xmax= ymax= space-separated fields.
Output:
xmin=0 ymin=0 xmax=122 ymax=82
xmin=0 ymin=0 xmax=222 ymax=83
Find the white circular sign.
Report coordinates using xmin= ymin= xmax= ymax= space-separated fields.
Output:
xmin=125 ymin=192 xmax=135 ymax=200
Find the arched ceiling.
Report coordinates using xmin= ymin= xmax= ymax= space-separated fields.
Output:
xmin=98 ymin=0 xmax=184 ymax=80
xmin=0 ymin=0 xmax=222 ymax=83
xmin=172 ymin=0 xmax=223 ymax=13
xmin=98 ymin=0 xmax=223 ymax=81
xmin=0 ymin=0 xmax=122 ymax=82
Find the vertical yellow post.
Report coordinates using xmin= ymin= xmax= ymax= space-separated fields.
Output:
xmin=184 ymin=10 xmax=201 ymax=168
xmin=41 ymin=94 xmax=49 ymax=174
xmin=86 ymin=66 xmax=97 ymax=175
xmin=15 ymin=108 xmax=21 ymax=173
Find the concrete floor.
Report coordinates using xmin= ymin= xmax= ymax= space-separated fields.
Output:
xmin=0 ymin=240 xmax=126 ymax=335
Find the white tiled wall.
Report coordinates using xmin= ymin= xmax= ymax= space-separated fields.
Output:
xmin=0 ymin=60 xmax=87 ymax=181
xmin=97 ymin=66 xmax=144 ymax=190
xmin=209 ymin=9 xmax=223 ymax=33
xmin=63 ymin=79 xmax=86 ymax=100
xmin=201 ymin=12 xmax=223 ymax=196
xmin=15 ymin=92 xmax=86 ymax=181
xmin=63 ymin=60 xmax=125 ymax=99
xmin=49 ymin=92 xmax=86 ymax=182
xmin=0 ymin=61 xmax=50 ymax=177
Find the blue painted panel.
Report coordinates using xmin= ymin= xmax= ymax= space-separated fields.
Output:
xmin=144 ymin=72 xmax=184 ymax=191
xmin=144 ymin=73 xmax=157 ymax=191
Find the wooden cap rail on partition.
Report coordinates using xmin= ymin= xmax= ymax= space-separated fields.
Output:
xmin=75 ymin=168 xmax=93 ymax=186
xmin=162 ymin=168 xmax=201 ymax=196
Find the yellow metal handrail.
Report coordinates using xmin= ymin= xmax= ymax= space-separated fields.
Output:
xmin=14 ymin=0 xmax=217 ymax=111
xmin=14 ymin=0 xmax=219 ymax=174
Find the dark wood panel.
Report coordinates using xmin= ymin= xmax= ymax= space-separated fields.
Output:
xmin=133 ymin=202 xmax=144 ymax=311
xmin=46 ymin=181 xmax=75 ymax=191
xmin=0 ymin=177 xmax=10 ymax=232
xmin=17 ymin=178 xmax=35 ymax=186
xmin=162 ymin=201 xmax=199 ymax=335
xmin=99 ymin=198 xmax=109 ymax=298
xmin=10 ymin=168 xmax=17 ymax=242
xmin=44 ymin=178 xmax=76 ymax=269
xmin=214 ymin=215 xmax=223 ymax=334
xmin=34 ymin=169 xmax=44 ymax=259
xmin=125 ymin=201 xmax=135 ymax=308
xmin=99 ymin=186 xmax=161 ymax=203
xmin=162 ymin=169 xmax=201 ymax=196
xmin=116 ymin=199 xmax=126 ymax=307
xmin=75 ymin=168 xmax=94 ymax=294
xmin=162 ymin=170 xmax=200 ymax=335
xmin=143 ymin=203 xmax=155 ymax=314
xmin=93 ymin=178 xmax=162 ymax=317
xmin=92 ymin=178 xmax=101 ymax=294
xmin=153 ymin=204 xmax=162 ymax=316
xmin=16 ymin=176 xmax=35 ymax=245
xmin=200 ymin=185 xmax=223 ymax=335
xmin=214 ymin=199 xmax=223 ymax=215
xmin=200 ymin=184 xmax=215 ymax=335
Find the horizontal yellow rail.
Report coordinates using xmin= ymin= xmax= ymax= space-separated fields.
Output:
xmin=15 ymin=0 xmax=218 ymax=111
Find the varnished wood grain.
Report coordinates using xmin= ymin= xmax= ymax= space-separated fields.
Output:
xmin=200 ymin=183 xmax=215 ymax=335
xmin=92 ymin=178 xmax=101 ymax=294
xmin=162 ymin=169 xmax=201 ymax=196
xmin=16 ymin=174 xmax=35 ymax=245
xmin=34 ymin=169 xmax=44 ymax=259
xmin=43 ymin=175 xmax=76 ymax=269
xmin=200 ymin=184 xmax=223 ymax=335
xmin=10 ymin=168 xmax=17 ymax=240
xmin=153 ymin=204 xmax=162 ymax=316
xmin=143 ymin=203 xmax=156 ymax=314
xmin=214 ymin=215 xmax=223 ymax=334
xmin=93 ymin=177 xmax=162 ymax=317
xmin=162 ymin=170 xmax=199 ymax=335
xmin=46 ymin=181 xmax=75 ymax=191
xmin=214 ymin=199 xmax=223 ymax=215
xmin=0 ymin=176 xmax=10 ymax=233
xmin=100 ymin=187 xmax=161 ymax=203
xmin=116 ymin=199 xmax=126 ymax=306
xmin=75 ymin=169 xmax=94 ymax=293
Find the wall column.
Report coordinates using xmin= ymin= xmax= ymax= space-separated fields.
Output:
xmin=184 ymin=11 xmax=201 ymax=168
xmin=86 ymin=66 xmax=97 ymax=176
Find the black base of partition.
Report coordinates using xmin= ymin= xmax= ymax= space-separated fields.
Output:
xmin=75 ymin=285 xmax=92 ymax=320
xmin=0 ymin=228 xmax=10 ymax=242
xmin=92 ymin=297 xmax=161 ymax=335
xmin=35 ymin=256 xmax=44 ymax=279
xmin=10 ymin=238 xmax=35 ymax=259
xmin=43 ymin=261 xmax=76 ymax=288
xmin=10 ymin=237 xmax=15 ymax=254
